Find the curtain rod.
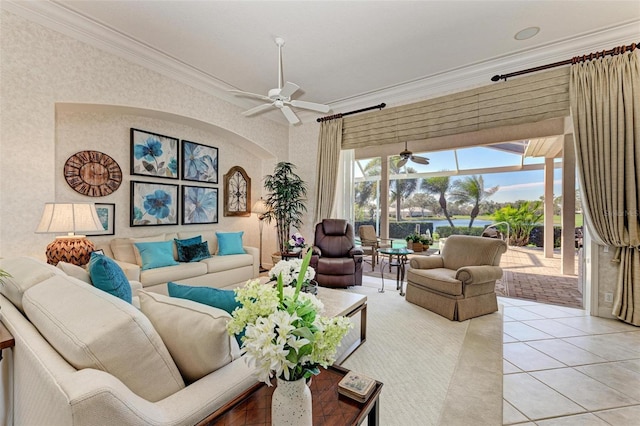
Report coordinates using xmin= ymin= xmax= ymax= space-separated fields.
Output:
xmin=491 ymin=42 xmax=638 ymax=82
xmin=317 ymin=102 xmax=386 ymax=123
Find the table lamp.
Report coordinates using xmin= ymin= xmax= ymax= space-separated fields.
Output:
xmin=36 ymin=202 xmax=105 ymax=266
xmin=252 ymin=198 xmax=270 ymax=272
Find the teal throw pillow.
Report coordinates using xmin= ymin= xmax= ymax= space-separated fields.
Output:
xmin=180 ymin=242 xmax=211 ymax=263
xmin=174 ymin=236 xmax=203 ymax=262
xmin=134 ymin=241 xmax=179 ymax=270
xmin=216 ymin=231 xmax=245 ymax=256
xmin=88 ymin=252 xmax=132 ymax=303
xmin=168 ymin=282 xmax=243 ymax=346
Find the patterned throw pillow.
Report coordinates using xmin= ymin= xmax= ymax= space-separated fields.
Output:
xmin=175 ymin=236 xmax=210 ymax=262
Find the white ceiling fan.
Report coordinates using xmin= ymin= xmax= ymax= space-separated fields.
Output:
xmin=229 ymin=37 xmax=331 ymax=125
xmin=397 ymin=142 xmax=430 ymax=167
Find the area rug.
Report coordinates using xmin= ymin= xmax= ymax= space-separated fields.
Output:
xmin=338 ymin=276 xmax=503 ymax=425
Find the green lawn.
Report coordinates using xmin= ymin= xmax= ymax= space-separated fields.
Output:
xmin=400 ymin=214 xmax=583 ymax=227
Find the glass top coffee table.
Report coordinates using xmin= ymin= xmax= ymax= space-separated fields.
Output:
xmin=377 ymin=247 xmax=413 ymax=296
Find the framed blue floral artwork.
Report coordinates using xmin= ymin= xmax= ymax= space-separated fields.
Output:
xmin=181 ymin=140 xmax=218 ymax=183
xmin=130 ymin=128 xmax=179 ymax=179
xmin=130 ymin=181 xmax=179 ymax=226
xmin=85 ymin=203 xmax=115 ymax=235
xmin=182 ymin=185 xmax=218 ymax=225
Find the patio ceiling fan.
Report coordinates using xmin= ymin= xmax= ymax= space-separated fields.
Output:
xmin=228 ymin=37 xmax=331 ymax=125
xmin=397 ymin=142 xmax=429 ymax=167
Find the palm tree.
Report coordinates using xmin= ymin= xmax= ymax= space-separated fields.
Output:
xmin=389 ymin=158 xmax=418 ymax=221
xmin=421 ymin=176 xmax=455 ymax=227
xmin=354 ymin=158 xmax=381 ymax=208
xmin=449 ymin=175 xmax=499 ymax=228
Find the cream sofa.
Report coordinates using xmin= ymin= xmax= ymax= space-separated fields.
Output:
xmin=97 ymin=231 xmax=259 ymax=294
xmin=0 ymin=256 xmax=258 ymax=426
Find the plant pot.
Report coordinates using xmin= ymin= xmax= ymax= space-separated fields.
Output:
xmin=271 ymin=253 xmax=282 ymax=264
xmin=271 ymin=377 xmax=312 ymax=426
xmin=411 ymin=242 xmax=423 ymax=252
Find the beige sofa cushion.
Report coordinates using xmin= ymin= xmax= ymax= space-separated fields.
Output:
xmin=139 ymin=291 xmax=240 ymax=383
xmin=110 ymin=234 xmax=167 ymax=265
xmin=22 ymin=275 xmax=185 ymax=402
xmin=0 ymin=257 xmax=61 ymax=313
xmin=200 ymin=253 xmax=254 ymax=274
xmin=56 ymin=261 xmax=91 ymax=283
xmin=139 ymin=261 xmax=208 ymax=287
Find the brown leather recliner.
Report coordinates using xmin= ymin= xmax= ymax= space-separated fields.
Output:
xmin=310 ymin=219 xmax=363 ymax=288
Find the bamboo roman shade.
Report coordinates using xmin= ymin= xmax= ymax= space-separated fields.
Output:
xmin=341 ymin=67 xmax=570 ymax=150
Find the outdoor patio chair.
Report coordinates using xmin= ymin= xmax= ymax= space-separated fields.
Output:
xmin=357 ymin=225 xmax=391 ymax=271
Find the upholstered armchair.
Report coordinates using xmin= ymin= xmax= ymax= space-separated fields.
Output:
xmin=357 ymin=225 xmax=391 ymax=271
xmin=310 ymin=219 xmax=364 ymax=288
xmin=406 ymin=235 xmax=507 ymax=321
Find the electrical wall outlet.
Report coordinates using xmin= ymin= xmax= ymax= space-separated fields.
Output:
xmin=604 ymin=292 xmax=613 ymax=303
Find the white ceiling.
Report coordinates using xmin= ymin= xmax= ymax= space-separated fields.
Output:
xmin=5 ymin=1 xmax=640 ymax=125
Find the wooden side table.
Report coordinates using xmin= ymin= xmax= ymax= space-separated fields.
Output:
xmin=0 ymin=321 xmax=15 ymax=361
xmin=280 ymin=251 xmax=303 ymax=260
xmin=198 ymin=365 xmax=383 ymax=425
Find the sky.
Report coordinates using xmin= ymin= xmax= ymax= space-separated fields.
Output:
xmin=354 ymin=144 xmax=572 ymax=204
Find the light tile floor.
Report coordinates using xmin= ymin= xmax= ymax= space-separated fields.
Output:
xmin=500 ymin=296 xmax=640 ymax=425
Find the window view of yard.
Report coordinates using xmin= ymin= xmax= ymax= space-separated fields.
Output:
xmin=354 ymin=144 xmax=582 ymax=249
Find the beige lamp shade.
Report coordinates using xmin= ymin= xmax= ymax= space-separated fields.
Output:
xmin=36 ymin=203 xmax=104 ymax=266
xmin=251 ymin=198 xmax=270 ymax=218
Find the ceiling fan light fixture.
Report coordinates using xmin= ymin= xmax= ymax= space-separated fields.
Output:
xmin=228 ymin=37 xmax=331 ymax=125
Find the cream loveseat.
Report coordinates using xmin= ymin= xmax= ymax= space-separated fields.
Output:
xmin=97 ymin=231 xmax=259 ymax=294
xmin=0 ymin=257 xmax=258 ymax=426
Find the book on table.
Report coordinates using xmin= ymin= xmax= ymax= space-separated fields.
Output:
xmin=337 ymin=370 xmax=376 ymax=403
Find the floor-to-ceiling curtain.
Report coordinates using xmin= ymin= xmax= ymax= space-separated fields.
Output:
xmin=313 ymin=119 xmax=343 ymax=225
xmin=570 ymin=50 xmax=640 ymax=325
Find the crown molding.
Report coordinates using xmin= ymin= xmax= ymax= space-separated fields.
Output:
xmin=4 ymin=1 xmax=638 ymax=127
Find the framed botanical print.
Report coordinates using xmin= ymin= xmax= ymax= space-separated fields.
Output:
xmin=130 ymin=128 xmax=179 ymax=179
xmin=182 ymin=185 xmax=218 ymax=225
xmin=85 ymin=203 xmax=115 ymax=235
xmin=130 ymin=181 xmax=179 ymax=226
xmin=223 ymin=166 xmax=251 ymax=217
xmin=182 ymin=140 xmax=218 ymax=183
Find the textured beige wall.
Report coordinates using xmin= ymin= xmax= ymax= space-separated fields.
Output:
xmin=0 ymin=10 xmax=288 ymax=260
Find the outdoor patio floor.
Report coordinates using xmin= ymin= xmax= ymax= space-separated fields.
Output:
xmin=495 ymin=246 xmax=582 ymax=309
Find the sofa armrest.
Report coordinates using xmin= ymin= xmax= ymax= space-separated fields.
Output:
xmin=349 ymin=247 xmax=364 ymax=257
xmin=409 ymin=255 xmax=444 ymax=270
xmin=455 ymin=265 xmax=503 ymax=285
xmin=311 ymin=246 xmax=322 ymax=256
xmin=59 ymin=359 xmax=258 ymax=426
xmin=242 ymin=246 xmax=260 ymax=278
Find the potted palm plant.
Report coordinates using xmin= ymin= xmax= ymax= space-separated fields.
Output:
xmin=263 ymin=162 xmax=307 ymax=260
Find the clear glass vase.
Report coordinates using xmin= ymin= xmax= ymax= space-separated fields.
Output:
xmin=271 ymin=377 xmax=312 ymax=426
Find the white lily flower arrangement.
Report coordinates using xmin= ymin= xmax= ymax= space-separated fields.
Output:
xmin=227 ymin=250 xmax=352 ymax=385
xmin=268 ymin=258 xmax=315 ymax=287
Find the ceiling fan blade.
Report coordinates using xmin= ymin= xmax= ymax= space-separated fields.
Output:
xmin=280 ymin=106 xmax=300 ymax=125
xmin=411 ymin=155 xmax=430 ymax=165
xmin=279 ymin=81 xmax=300 ymax=98
xmin=397 ymin=158 xmax=408 ymax=168
xmin=290 ymin=100 xmax=331 ymax=113
xmin=242 ymin=103 xmax=274 ymax=116
xmin=229 ymin=89 xmax=271 ymax=102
